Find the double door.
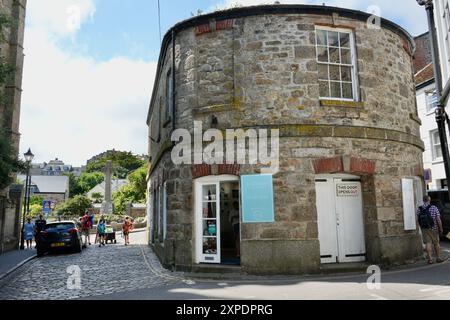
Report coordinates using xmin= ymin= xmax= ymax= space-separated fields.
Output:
xmin=315 ymin=176 xmax=366 ymax=264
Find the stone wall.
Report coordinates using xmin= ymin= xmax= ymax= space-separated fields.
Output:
xmin=147 ymin=7 xmax=424 ymax=273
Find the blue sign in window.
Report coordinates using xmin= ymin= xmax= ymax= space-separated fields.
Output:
xmin=241 ymin=174 xmax=275 ymax=223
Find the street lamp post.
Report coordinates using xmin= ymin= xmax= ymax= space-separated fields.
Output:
xmin=20 ymin=148 xmax=34 ymax=250
xmin=417 ymin=0 xmax=450 ymax=198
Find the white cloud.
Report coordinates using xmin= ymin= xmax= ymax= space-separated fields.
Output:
xmin=27 ymin=0 xmax=96 ymax=36
xmin=214 ymin=0 xmax=427 ymax=36
xmin=20 ymin=2 xmax=157 ymax=166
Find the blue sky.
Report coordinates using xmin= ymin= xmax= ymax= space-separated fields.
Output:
xmin=19 ymin=0 xmax=428 ymax=166
xmin=57 ymin=0 xmax=429 ymax=62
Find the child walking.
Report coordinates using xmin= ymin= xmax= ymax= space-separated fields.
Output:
xmin=97 ymin=217 xmax=106 ymax=247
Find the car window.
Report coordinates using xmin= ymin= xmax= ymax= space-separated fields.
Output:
xmin=45 ymin=223 xmax=75 ymax=230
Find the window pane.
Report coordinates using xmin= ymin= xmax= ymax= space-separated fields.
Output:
xmin=319 ymin=80 xmax=330 ymax=97
xmin=435 ymin=145 xmax=443 ymax=159
xmin=340 ymin=32 xmax=350 ymax=48
xmin=330 ymin=81 xmax=341 ymax=98
xmin=329 ymin=65 xmax=340 ymax=81
xmin=203 ymin=238 xmax=217 ymax=254
xmin=341 ymin=66 xmax=352 ymax=82
xmin=329 ymin=47 xmax=340 ymax=63
xmin=202 ymin=185 xmax=217 ymax=201
xmin=341 ymin=48 xmax=351 ymax=64
xmin=203 ymin=220 xmax=217 ymax=236
xmin=328 ymin=31 xmax=339 ymax=47
xmin=318 ymin=64 xmax=328 ymax=80
xmin=317 ymin=46 xmax=328 ymax=62
xmin=202 ymin=202 xmax=217 ymax=218
xmin=342 ymin=82 xmax=353 ymax=99
xmin=316 ymin=29 xmax=328 ymax=45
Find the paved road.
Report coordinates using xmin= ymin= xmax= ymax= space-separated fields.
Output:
xmin=1 ymin=232 xmax=450 ymax=300
xmin=0 ymin=231 xmax=185 ymax=300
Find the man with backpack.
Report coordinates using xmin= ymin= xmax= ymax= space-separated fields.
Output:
xmin=417 ymin=195 xmax=444 ymax=264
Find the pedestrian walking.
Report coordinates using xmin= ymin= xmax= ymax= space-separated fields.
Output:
xmin=24 ymin=218 xmax=35 ymax=249
xmin=81 ymin=211 xmax=92 ymax=247
xmin=97 ymin=216 xmax=106 ymax=247
xmin=122 ymin=217 xmax=133 ymax=246
xmin=34 ymin=214 xmax=46 ymax=249
xmin=417 ymin=195 xmax=444 ymax=264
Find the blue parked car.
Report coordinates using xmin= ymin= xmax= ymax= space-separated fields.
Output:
xmin=36 ymin=221 xmax=83 ymax=257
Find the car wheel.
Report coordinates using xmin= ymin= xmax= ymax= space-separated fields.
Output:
xmin=74 ymin=241 xmax=82 ymax=253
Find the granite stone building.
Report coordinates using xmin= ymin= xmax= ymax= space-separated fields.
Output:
xmin=0 ymin=0 xmax=27 ymax=253
xmin=147 ymin=4 xmax=425 ymax=274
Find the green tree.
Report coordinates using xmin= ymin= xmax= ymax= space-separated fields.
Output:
xmin=65 ymin=172 xmax=104 ymax=198
xmin=55 ymin=195 xmax=92 ymax=217
xmin=28 ymin=204 xmax=43 ymax=218
xmin=91 ymin=192 xmax=103 ymax=204
xmin=112 ymin=163 xmax=148 ymax=214
xmin=77 ymin=172 xmax=104 ymax=194
xmin=0 ymin=127 xmax=24 ymax=190
xmin=85 ymin=151 xmax=145 ymax=179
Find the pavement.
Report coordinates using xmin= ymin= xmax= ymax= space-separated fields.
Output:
xmin=0 ymin=249 xmax=36 ymax=281
xmin=1 ymin=231 xmax=450 ymax=300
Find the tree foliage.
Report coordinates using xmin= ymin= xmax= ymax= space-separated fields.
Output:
xmin=85 ymin=151 xmax=145 ymax=179
xmin=91 ymin=192 xmax=103 ymax=204
xmin=65 ymin=172 xmax=104 ymax=198
xmin=113 ymin=163 xmax=148 ymax=214
xmin=0 ymin=127 xmax=24 ymax=190
xmin=55 ymin=195 xmax=92 ymax=217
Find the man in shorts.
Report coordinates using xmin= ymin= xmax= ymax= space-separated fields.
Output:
xmin=417 ymin=195 xmax=444 ymax=264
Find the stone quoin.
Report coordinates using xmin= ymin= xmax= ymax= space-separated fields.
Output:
xmin=146 ymin=4 xmax=424 ymax=275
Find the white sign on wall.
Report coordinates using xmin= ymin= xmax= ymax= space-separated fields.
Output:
xmin=402 ymin=178 xmax=417 ymax=231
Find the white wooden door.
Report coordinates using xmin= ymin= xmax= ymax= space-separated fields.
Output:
xmin=315 ymin=179 xmax=339 ymax=264
xmin=196 ymin=183 xmax=221 ymax=264
xmin=334 ymin=179 xmax=366 ymax=263
xmin=315 ymin=176 xmax=366 ymax=264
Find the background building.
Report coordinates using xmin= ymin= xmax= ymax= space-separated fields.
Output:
xmin=414 ymin=32 xmax=446 ymax=190
xmin=147 ymin=5 xmax=424 ymax=274
xmin=434 ymin=0 xmax=450 ymax=99
xmin=0 ymin=0 xmax=27 ymax=253
xmin=30 ymin=158 xmax=83 ymax=177
xmin=17 ymin=175 xmax=70 ymax=205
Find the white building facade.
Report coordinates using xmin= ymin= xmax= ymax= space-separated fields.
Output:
xmin=416 ymin=78 xmax=447 ymax=190
xmin=434 ymin=0 xmax=450 ymax=91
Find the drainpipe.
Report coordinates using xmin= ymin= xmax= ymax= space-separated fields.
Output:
xmin=418 ymin=0 xmax=450 ymax=198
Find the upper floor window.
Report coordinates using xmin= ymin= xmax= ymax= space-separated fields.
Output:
xmin=315 ymin=27 xmax=358 ymax=101
xmin=165 ymin=69 xmax=173 ymax=123
xmin=426 ymin=91 xmax=439 ymax=113
xmin=431 ymin=129 xmax=443 ymax=161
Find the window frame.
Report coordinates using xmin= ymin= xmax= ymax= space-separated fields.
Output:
xmin=315 ymin=26 xmax=359 ymax=102
xmin=164 ymin=68 xmax=173 ymax=127
xmin=426 ymin=90 xmax=439 ymax=113
xmin=162 ymin=181 xmax=167 ymax=242
xmin=431 ymin=129 xmax=443 ymax=162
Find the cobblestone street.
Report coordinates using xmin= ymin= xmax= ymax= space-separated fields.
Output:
xmin=0 ymin=231 xmax=185 ymax=300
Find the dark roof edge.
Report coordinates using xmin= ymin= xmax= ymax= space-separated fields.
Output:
xmin=414 ymin=31 xmax=429 ymax=39
xmin=416 ymin=77 xmax=435 ymax=91
xmin=146 ymin=4 xmax=415 ymax=123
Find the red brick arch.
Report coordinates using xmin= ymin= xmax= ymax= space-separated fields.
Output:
xmin=313 ymin=156 xmax=376 ymax=175
xmin=192 ymin=164 xmax=240 ymax=179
